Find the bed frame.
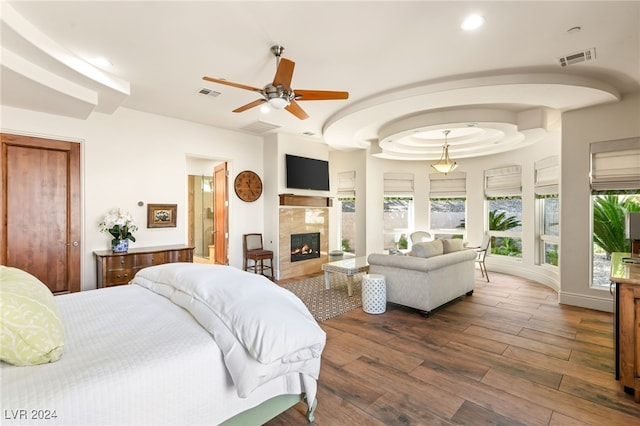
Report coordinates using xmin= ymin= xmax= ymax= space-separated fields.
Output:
xmin=220 ymin=394 xmax=317 ymax=425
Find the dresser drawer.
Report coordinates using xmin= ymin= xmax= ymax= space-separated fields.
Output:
xmin=135 ymin=252 xmax=167 ymax=267
xmin=105 ymin=268 xmax=135 ymax=285
xmin=167 ymin=249 xmax=192 ymax=263
xmin=105 ymin=255 xmax=135 ymax=270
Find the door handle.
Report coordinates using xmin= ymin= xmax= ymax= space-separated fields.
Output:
xmin=65 ymin=241 xmax=79 ymax=247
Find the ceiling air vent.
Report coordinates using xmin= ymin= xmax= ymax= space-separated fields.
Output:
xmin=197 ymin=88 xmax=221 ymax=97
xmin=558 ymin=48 xmax=596 ymax=67
xmin=240 ymin=121 xmax=281 ymax=134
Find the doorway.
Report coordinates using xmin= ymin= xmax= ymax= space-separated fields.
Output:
xmin=186 ymin=157 xmax=228 ymax=265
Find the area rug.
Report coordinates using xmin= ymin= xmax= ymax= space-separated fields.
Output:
xmin=282 ymin=274 xmax=363 ymax=322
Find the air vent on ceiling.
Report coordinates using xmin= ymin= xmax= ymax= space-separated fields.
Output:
xmin=240 ymin=121 xmax=281 ymax=134
xmin=197 ymin=87 xmax=221 ymax=97
xmin=558 ymin=48 xmax=596 ymax=67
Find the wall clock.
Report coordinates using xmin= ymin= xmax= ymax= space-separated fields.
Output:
xmin=234 ymin=170 xmax=263 ymax=202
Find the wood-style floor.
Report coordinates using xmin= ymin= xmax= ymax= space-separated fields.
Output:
xmin=267 ymin=271 xmax=640 ymax=425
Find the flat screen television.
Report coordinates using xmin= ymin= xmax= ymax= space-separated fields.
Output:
xmin=285 ymin=154 xmax=330 ymax=191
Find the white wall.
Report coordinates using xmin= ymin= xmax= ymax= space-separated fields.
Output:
xmin=1 ymin=105 xmax=264 ymax=290
xmin=560 ymin=91 xmax=640 ymax=312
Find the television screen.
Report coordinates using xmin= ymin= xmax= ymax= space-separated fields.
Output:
xmin=285 ymin=154 xmax=330 ymax=191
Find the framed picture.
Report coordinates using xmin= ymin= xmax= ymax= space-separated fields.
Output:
xmin=147 ymin=204 xmax=177 ymax=228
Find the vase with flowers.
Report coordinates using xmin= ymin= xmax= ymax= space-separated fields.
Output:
xmin=99 ymin=208 xmax=138 ymax=253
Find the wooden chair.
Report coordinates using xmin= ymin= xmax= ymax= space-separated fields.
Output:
xmin=243 ymin=233 xmax=274 ymax=281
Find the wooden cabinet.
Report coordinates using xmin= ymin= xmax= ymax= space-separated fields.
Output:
xmin=611 ymin=252 xmax=640 ymax=402
xmin=94 ymin=244 xmax=194 ymax=288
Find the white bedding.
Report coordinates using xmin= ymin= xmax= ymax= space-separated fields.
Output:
xmin=0 ymin=265 xmax=324 ymax=425
xmin=131 ymin=263 xmax=325 ymax=398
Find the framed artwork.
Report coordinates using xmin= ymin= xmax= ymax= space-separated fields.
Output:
xmin=147 ymin=204 xmax=177 ymax=228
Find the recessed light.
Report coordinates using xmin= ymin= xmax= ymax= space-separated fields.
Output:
xmin=461 ymin=14 xmax=485 ymax=31
xmin=567 ymin=26 xmax=581 ymax=34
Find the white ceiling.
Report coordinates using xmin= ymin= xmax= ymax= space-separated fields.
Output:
xmin=1 ymin=1 xmax=639 ymax=160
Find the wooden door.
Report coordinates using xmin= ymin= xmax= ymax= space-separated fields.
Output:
xmin=1 ymin=133 xmax=81 ymax=293
xmin=213 ymin=162 xmax=228 ymax=265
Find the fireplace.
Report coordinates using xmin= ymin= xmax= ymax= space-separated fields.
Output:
xmin=291 ymin=232 xmax=320 ymax=262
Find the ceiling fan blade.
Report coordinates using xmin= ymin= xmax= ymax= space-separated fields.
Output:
xmin=272 ymin=58 xmax=295 ymax=89
xmin=294 ymin=89 xmax=349 ymax=101
xmin=285 ymin=100 xmax=309 ymax=120
xmin=202 ymin=76 xmax=263 ymax=93
xmin=232 ymin=99 xmax=266 ymax=113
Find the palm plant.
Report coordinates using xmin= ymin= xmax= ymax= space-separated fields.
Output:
xmin=593 ymin=195 xmax=640 ymax=256
xmin=489 ymin=210 xmax=521 ymax=231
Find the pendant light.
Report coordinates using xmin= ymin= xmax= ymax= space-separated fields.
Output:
xmin=431 ymin=130 xmax=458 ymax=175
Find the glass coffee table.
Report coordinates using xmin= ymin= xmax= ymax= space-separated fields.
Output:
xmin=321 ymin=256 xmax=369 ymax=297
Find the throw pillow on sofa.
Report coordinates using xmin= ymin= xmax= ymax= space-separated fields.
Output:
xmin=442 ymin=238 xmax=464 ymax=253
xmin=411 ymin=240 xmax=443 ymax=258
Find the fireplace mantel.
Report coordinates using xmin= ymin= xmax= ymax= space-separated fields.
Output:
xmin=279 ymin=194 xmax=333 ymax=207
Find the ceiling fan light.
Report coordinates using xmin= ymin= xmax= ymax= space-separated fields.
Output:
xmin=268 ymin=97 xmax=289 ymax=109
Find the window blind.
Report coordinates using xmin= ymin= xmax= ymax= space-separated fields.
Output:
xmin=384 ymin=172 xmax=414 ymax=195
xmin=590 ymin=137 xmax=640 ymax=191
xmin=429 ymin=172 xmax=466 ymax=198
xmin=534 ymin=156 xmax=559 ymax=195
xmin=484 ymin=165 xmax=522 ymax=197
xmin=337 ymin=171 xmax=356 ymax=198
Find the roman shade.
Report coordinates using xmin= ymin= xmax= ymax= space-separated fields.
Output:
xmin=484 ymin=165 xmax=522 ymax=197
xmin=429 ymin=172 xmax=466 ymax=198
xmin=590 ymin=137 xmax=640 ymax=191
xmin=384 ymin=172 xmax=414 ymax=195
xmin=337 ymin=171 xmax=356 ymax=198
xmin=534 ymin=156 xmax=559 ymax=195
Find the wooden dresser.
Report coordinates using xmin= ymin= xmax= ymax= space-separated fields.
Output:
xmin=94 ymin=244 xmax=194 ymax=288
xmin=610 ymin=252 xmax=640 ymax=402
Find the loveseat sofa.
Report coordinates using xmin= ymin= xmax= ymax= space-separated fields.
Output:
xmin=367 ymin=238 xmax=477 ymax=314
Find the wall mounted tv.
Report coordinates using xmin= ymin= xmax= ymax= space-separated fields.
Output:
xmin=285 ymin=154 xmax=330 ymax=191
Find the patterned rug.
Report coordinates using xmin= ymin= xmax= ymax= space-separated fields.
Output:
xmin=282 ymin=274 xmax=363 ymax=322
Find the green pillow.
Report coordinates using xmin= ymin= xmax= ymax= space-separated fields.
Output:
xmin=0 ymin=265 xmax=64 ymax=366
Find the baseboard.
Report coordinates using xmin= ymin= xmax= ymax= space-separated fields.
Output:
xmin=558 ymin=291 xmax=614 ymax=313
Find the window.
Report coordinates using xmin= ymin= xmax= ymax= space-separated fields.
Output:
xmin=590 ymin=138 xmax=640 ymax=287
xmin=337 ymin=171 xmax=356 ymax=254
xmin=488 ymin=197 xmax=523 ymax=257
xmin=485 ymin=166 xmax=522 ymax=258
xmin=535 ymin=156 xmax=559 ymax=266
xmin=339 ymin=198 xmax=355 ymax=253
xmin=538 ymin=195 xmax=559 ymax=266
xmin=429 ymin=172 xmax=466 ymax=239
xmin=383 ymin=172 xmax=414 ymax=250
xmin=383 ymin=197 xmax=413 ymax=249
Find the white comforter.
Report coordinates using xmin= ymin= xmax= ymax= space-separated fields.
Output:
xmin=130 ymin=263 xmax=326 ymax=398
xmin=1 ymin=264 xmax=325 ymax=425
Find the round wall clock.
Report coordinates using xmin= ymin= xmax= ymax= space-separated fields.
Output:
xmin=234 ymin=170 xmax=263 ymax=202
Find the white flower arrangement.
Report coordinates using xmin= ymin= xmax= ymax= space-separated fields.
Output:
xmin=99 ymin=208 xmax=138 ymax=244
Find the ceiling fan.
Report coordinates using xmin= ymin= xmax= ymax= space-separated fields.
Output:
xmin=202 ymin=45 xmax=349 ymax=120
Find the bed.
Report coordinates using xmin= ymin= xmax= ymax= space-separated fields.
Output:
xmin=0 ymin=263 xmax=326 ymax=425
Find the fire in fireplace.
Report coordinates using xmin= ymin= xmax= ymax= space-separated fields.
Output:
xmin=291 ymin=232 xmax=320 ymax=262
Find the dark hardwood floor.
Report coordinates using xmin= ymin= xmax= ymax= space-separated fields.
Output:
xmin=267 ymin=271 xmax=640 ymax=425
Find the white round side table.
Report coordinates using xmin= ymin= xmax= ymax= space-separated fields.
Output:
xmin=362 ymin=274 xmax=386 ymax=314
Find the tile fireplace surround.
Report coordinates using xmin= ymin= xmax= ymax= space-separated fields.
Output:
xmin=278 ymin=207 xmax=328 ymax=280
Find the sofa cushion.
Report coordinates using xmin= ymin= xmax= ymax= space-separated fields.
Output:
xmin=411 ymin=240 xmax=443 ymax=258
xmin=442 ymin=238 xmax=464 ymax=253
